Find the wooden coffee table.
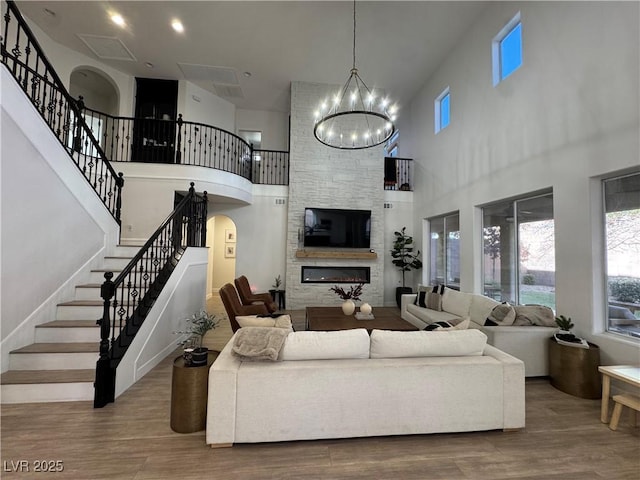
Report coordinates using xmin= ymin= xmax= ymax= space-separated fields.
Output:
xmin=306 ymin=306 xmax=418 ymax=334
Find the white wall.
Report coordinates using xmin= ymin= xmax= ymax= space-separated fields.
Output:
xmin=236 ymin=108 xmax=289 ymax=151
xmin=207 ymin=215 xmax=237 ymax=293
xmin=210 ymin=185 xmax=289 ymax=294
xmin=24 ymin=17 xmax=135 ymax=117
xmin=1 ymin=67 xmax=120 ymax=371
xmin=179 ymin=81 xmax=236 ymax=133
xmin=116 ymin=163 xmax=253 ymax=244
xmin=403 ymin=2 xmax=640 ymax=364
xmin=383 ymin=191 xmax=416 ymax=306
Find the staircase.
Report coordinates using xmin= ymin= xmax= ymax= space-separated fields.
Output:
xmin=1 ymin=245 xmax=140 ymax=404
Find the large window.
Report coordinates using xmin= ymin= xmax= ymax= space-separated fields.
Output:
xmin=429 ymin=213 xmax=460 ymax=288
xmin=604 ymin=172 xmax=640 ymax=339
xmin=492 ymin=12 xmax=522 ymax=86
xmin=482 ymin=192 xmax=555 ymax=309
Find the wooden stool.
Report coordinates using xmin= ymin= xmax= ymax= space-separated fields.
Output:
xmin=609 ymin=393 xmax=640 ymax=431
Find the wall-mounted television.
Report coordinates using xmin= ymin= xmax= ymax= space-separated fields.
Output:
xmin=304 ymin=208 xmax=371 ymax=248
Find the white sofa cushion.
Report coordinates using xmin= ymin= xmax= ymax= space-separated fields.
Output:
xmin=280 ymin=329 xmax=370 ymax=361
xmin=406 ymin=303 xmax=461 ymax=324
xmin=370 ymin=329 xmax=488 ymax=358
xmin=442 ymin=287 xmax=474 ymax=317
xmin=236 ymin=314 xmax=293 ymax=329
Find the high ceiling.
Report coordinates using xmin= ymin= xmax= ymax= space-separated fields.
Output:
xmin=17 ymin=1 xmax=488 ymax=113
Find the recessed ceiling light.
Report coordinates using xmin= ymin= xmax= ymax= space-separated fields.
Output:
xmin=171 ymin=19 xmax=184 ymax=33
xmin=243 ymin=72 xmax=252 ymax=78
xmin=110 ymin=13 xmax=125 ymax=27
xmin=145 ymin=62 xmax=154 ymax=68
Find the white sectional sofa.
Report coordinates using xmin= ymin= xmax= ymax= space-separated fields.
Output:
xmin=401 ymin=287 xmax=557 ymax=376
xmin=206 ymin=328 xmax=525 ymax=447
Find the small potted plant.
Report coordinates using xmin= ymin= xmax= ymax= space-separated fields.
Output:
xmin=329 ymin=283 xmax=364 ymax=316
xmin=174 ymin=310 xmax=219 ymax=366
xmin=553 ymin=314 xmax=587 ymax=348
xmin=272 ymin=275 xmax=282 ymax=290
xmin=555 ymin=314 xmax=574 ymax=334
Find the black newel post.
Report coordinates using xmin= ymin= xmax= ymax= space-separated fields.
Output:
xmin=186 ymin=182 xmax=196 ymax=247
xmin=94 ymin=272 xmax=116 ymax=408
xmin=175 ymin=113 xmax=183 ymax=164
xmin=200 ymin=191 xmax=208 ymax=247
xmin=115 ymin=172 xmax=124 ymax=225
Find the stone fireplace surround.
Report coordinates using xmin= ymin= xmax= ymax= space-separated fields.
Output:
xmin=286 ymin=81 xmax=384 ymax=309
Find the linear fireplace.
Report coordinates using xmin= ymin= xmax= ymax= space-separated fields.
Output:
xmin=301 ymin=266 xmax=370 ymax=284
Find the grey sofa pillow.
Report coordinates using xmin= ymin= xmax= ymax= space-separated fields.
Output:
xmin=514 ymin=305 xmax=555 ymax=326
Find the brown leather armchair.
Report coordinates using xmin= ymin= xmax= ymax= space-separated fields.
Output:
xmin=219 ymin=283 xmax=269 ymax=333
xmin=234 ymin=275 xmax=278 ymax=313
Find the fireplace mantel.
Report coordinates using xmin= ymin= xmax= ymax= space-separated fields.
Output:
xmin=295 ymin=249 xmax=377 ymax=260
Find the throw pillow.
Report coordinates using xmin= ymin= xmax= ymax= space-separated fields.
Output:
xmin=426 ymin=292 xmax=443 ymax=311
xmin=236 ymin=314 xmax=292 ymax=329
xmin=514 ymin=305 xmax=555 ymax=327
xmin=416 ymin=291 xmax=428 ymax=308
xmin=485 ymin=303 xmax=516 ymax=326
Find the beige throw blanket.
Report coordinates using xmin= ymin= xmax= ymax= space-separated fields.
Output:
xmin=232 ymin=327 xmax=289 ymax=361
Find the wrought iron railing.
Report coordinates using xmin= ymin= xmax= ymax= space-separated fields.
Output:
xmin=1 ymin=1 xmax=124 ymax=223
xmin=253 ymin=150 xmax=290 ymax=185
xmin=94 ymin=183 xmax=207 ymax=408
xmin=384 ymin=157 xmax=413 ymax=191
xmin=82 ymin=106 xmax=291 ymax=185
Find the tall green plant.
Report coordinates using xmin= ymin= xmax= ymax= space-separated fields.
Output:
xmin=390 ymin=227 xmax=423 ymax=288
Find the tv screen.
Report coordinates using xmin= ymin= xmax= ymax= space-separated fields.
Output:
xmin=304 ymin=208 xmax=371 ymax=248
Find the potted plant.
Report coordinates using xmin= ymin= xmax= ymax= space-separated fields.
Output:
xmin=390 ymin=227 xmax=423 ymax=307
xmin=555 ymin=314 xmax=574 ymax=333
xmin=553 ymin=314 xmax=587 ymax=348
xmin=174 ymin=310 xmax=219 ymax=366
xmin=272 ymin=275 xmax=282 ymax=290
xmin=329 ymin=283 xmax=364 ymax=315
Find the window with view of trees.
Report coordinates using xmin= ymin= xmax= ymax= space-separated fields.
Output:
xmin=429 ymin=213 xmax=460 ymax=289
xmin=482 ymin=192 xmax=555 ymax=309
xmin=604 ymin=172 xmax=640 ymax=340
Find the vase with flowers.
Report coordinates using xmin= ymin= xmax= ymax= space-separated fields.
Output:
xmin=329 ymin=283 xmax=364 ymax=315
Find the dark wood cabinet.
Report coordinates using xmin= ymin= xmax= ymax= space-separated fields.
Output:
xmin=133 ymin=78 xmax=178 ymax=163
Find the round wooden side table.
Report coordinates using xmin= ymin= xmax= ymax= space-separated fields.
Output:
xmin=170 ymin=350 xmax=218 ymax=433
xmin=548 ymin=338 xmax=601 ymax=399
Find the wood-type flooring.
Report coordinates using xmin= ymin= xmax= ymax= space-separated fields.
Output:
xmin=1 ymin=300 xmax=638 ymax=479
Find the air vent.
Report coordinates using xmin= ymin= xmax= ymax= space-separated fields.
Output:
xmin=177 ymin=63 xmax=239 ymax=84
xmin=77 ymin=34 xmax=136 ymax=61
xmin=213 ymin=84 xmax=244 ymax=98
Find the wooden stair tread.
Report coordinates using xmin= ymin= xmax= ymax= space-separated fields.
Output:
xmin=36 ymin=320 xmax=98 ymax=328
xmin=1 ymin=369 xmax=95 ymax=385
xmin=57 ymin=300 xmax=103 ymax=306
xmin=12 ymin=343 xmax=99 ymax=354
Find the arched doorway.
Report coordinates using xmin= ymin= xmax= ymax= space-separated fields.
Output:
xmin=206 ymin=215 xmax=237 ymax=299
xmin=69 ymin=67 xmax=119 ymax=115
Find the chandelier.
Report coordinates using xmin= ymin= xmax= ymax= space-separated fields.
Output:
xmin=313 ymin=0 xmax=397 ymax=150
